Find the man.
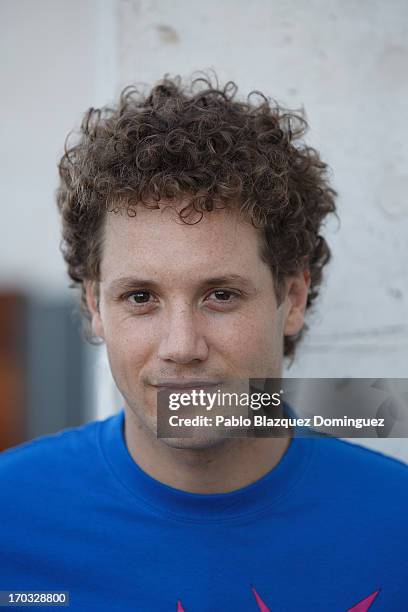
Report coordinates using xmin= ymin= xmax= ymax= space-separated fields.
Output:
xmin=0 ymin=75 xmax=407 ymax=611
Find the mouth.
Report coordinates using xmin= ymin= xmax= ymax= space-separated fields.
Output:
xmin=151 ymin=380 xmax=223 ymax=391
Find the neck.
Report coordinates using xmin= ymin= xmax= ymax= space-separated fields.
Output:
xmin=124 ymin=406 xmax=291 ymax=494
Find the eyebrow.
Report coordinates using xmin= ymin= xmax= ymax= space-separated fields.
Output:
xmin=106 ymin=274 xmax=257 ymax=294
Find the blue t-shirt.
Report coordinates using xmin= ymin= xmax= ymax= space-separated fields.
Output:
xmin=0 ymin=409 xmax=407 ymax=611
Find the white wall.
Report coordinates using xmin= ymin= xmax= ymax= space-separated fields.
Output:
xmin=0 ymin=0 xmax=117 ymax=297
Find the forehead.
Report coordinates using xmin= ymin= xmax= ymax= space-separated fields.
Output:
xmin=100 ymin=203 xmax=268 ymax=282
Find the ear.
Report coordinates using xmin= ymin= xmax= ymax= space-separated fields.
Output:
xmin=283 ymin=269 xmax=311 ymax=336
xmin=84 ymin=280 xmax=105 ymax=339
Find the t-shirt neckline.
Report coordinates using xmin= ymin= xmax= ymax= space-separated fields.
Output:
xmin=98 ymin=409 xmax=314 ymax=523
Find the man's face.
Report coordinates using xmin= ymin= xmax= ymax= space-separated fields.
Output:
xmin=86 ymin=203 xmax=308 ymax=447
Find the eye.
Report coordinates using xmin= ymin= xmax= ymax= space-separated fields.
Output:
xmin=205 ymin=289 xmax=241 ymax=308
xmin=127 ymin=291 xmax=151 ymax=304
xmin=211 ymin=289 xmax=236 ymax=301
xmin=120 ymin=290 xmax=159 ymax=315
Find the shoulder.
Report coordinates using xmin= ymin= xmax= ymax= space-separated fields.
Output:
xmin=0 ymin=419 xmax=102 ymax=486
xmin=310 ymin=436 xmax=408 ymax=505
xmin=315 ymin=436 xmax=408 ymax=474
xmin=0 ymin=419 xmax=110 ymax=545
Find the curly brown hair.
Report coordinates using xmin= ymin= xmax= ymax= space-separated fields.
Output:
xmin=57 ymin=73 xmax=337 ymax=361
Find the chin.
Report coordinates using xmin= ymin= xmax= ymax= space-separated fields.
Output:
xmin=158 ymin=434 xmax=230 ymax=451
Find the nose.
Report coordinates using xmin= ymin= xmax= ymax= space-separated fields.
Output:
xmin=158 ymin=304 xmax=209 ymax=364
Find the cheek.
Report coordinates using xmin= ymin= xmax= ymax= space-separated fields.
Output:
xmin=239 ymin=324 xmax=280 ymax=365
xmin=213 ymin=306 xmax=283 ymax=374
xmin=103 ymin=319 xmax=157 ymax=384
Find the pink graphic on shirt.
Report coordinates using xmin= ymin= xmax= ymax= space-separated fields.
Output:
xmin=347 ymin=589 xmax=380 ymax=611
xmin=177 ymin=586 xmax=380 ymax=610
xmin=251 ymin=586 xmax=270 ymax=611
xmin=176 ymin=588 xmax=269 ymax=611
